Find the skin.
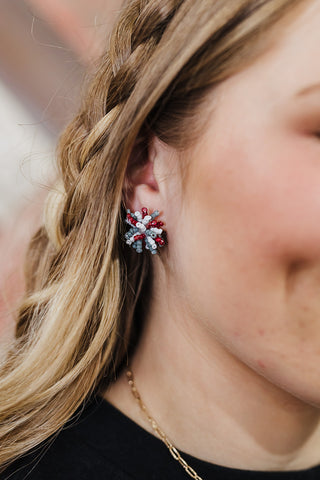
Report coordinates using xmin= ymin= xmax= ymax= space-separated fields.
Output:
xmin=103 ymin=0 xmax=320 ymax=471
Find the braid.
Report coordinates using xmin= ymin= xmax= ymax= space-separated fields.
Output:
xmin=37 ymin=0 xmax=184 ymax=261
xmin=66 ymin=1 xmax=183 ymax=171
xmin=10 ymin=0 xmax=182 ymax=428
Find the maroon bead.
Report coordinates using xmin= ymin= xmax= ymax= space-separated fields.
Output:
xmin=141 ymin=207 xmax=148 ymax=217
xmin=155 ymin=237 xmax=165 ymax=246
xmin=127 ymin=213 xmax=137 ymax=226
xmin=135 ymin=234 xmax=146 ymax=241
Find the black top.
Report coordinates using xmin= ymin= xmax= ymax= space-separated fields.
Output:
xmin=3 ymin=394 xmax=320 ymax=480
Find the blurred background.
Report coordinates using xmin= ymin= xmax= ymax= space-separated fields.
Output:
xmin=0 ymin=0 xmax=121 ymax=346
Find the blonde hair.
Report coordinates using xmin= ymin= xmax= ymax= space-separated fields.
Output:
xmin=0 ymin=0 xmax=307 ymax=471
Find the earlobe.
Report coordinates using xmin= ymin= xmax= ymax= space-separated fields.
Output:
xmin=124 ymin=165 xmax=160 ymax=214
xmin=123 ymin=136 xmax=160 ymax=212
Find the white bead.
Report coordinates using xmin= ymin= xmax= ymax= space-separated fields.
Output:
xmin=135 ymin=211 xmax=142 ymax=220
xmin=142 ymin=215 xmax=152 ymax=224
xmin=150 ymin=227 xmax=162 ymax=235
xmin=136 ymin=222 xmax=146 ymax=231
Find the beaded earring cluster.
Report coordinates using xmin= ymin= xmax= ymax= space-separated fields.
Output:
xmin=124 ymin=207 xmax=166 ymax=254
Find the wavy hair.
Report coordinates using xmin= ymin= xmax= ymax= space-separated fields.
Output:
xmin=0 ymin=0 xmax=307 ymax=471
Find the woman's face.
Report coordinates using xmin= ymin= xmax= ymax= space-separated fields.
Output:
xmin=160 ymin=0 xmax=320 ymax=407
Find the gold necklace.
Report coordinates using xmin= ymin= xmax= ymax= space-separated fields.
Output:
xmin=126 ymin=367 xmax=204 ymax=480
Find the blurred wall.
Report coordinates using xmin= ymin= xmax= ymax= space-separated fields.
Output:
xmin=0 ymin=0 xmax=121 ymax=345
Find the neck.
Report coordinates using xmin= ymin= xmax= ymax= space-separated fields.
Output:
xmin=104 ymin=265 xmax=320 ymax=472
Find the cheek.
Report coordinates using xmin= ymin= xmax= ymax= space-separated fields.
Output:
xmin=173 ymin=143 xmax=284 ymax=338
xmin=168 ymin=141 xmax=320 ymax=405
xmin=173 ymin=137 xmax=320 ymax=354
xmin=189 ymin=137 xmax=320 ymax=272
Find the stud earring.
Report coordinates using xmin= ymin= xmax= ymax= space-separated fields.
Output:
xmin=124 ymin=207 xmax=166 ymax=254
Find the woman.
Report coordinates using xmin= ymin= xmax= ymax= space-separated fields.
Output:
xmin=2 ymin=0 xmax=320 ymax=478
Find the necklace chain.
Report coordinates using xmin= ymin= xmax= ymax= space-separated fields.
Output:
xmin=126 ymin=367 xmax=204 ymax=480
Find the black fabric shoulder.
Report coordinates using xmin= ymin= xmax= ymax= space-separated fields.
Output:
xmin=1 ymin=396 xmax=135 ymax=480
xmin=3 ymin=393 xmax=320 ymax=480
xmin=2 ymin=452 xmax=134 ymax=480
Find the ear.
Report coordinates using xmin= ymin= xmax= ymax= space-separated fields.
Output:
xmin=123 ymin=134 xmax=162 ymax=214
